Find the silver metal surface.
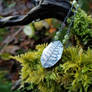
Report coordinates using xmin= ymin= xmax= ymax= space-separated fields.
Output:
xmin=41 ymin=41 xmax=63 ymax=68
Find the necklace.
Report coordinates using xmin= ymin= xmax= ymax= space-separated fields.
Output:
xmin=41 ymin=0 xmax=79 ymax=68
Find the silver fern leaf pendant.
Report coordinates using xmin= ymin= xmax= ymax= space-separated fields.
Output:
xmin=41 ymin=41 xmax=63 ymax=68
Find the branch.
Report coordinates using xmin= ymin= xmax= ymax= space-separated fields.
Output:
xmin=0 ymin=0 xmax=73 ymax=28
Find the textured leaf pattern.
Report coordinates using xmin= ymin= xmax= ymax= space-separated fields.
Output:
xmin=41 ymin=41 xmax=63 ymax=68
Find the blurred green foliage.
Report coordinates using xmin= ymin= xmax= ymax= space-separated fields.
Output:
xmin=79 ymin=0 xmax=90 ymax=11
xmin=0 ymin=71 xmax=20 ymax=92
xmin=0 ymin=28 xmax=8 ymax=42
xmin=78 ymin=0 xmax=92 ymax=12
xmin=2 ymin=0 xmax=16 ymax=8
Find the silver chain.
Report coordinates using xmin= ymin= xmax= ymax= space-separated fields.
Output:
xmin=61 ymin=0 xmax=76 ymax=28
xmin=66 ymin=4 xmax=79 ymax=35
xmin=62 ymin=4 xmax=79 ymax=44
xmin=54 ymin=0 xmax=78 ymax=41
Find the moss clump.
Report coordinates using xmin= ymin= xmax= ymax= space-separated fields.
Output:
xmin=69 ymin=8 xmax=92 ymax=48
xmin=12 ymin=44 xmax=92 ymax=92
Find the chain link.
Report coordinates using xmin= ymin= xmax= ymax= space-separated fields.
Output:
xmin=54 ymin=0 xmax=78 ymax=41
xmin=62 ymin=4 xmax=79 ymax=44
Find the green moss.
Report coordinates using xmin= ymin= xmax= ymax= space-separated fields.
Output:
xmin=69 ymin=8 xmax=92 ymax=48
xmin=12 ymin=44 xmax=92 ymax=92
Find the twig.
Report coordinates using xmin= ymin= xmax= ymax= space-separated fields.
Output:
xmin=0 ymin=0 xmax=73 ymax=27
